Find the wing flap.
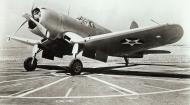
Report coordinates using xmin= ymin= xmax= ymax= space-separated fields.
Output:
xmin=142 ymin=50 xmax=171 ymax=54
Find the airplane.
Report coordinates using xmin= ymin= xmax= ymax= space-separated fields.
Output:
xmin=8 ymin=6 xmax=183 ymax=75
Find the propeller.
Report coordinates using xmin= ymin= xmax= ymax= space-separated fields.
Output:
xmin=12 ymin=0 xmax=37 ymax=36
xmin=31 ymin=0 xmax=36 ymax=12
xmin=13 ymin=20 xmax=27 ymax=36
xmin=12 ymin=0 xmax=48 ymax=39
xmin=22 ymin=13 xmax=48 ymax=39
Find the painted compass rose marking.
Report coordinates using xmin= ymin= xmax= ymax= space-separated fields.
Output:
xmin=121 ymin=38 xmax=143 ymax=46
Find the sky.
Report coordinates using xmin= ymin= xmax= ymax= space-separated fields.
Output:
xmin=0 ymin=0 xmax=189 ymax=46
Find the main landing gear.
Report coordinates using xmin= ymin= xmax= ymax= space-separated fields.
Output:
xmin=24 ymin=57 xmax=37 ymax=71
xmin=124 ymin=57 xmax=129 ymax=66
xmin=69 ymin=43 xmax=83 ymax=75
xmin=69 ymin=59 xmax=83 ymax=75
xmin=24 ymin=45 xmax=40 ymax=72
xmin=23 ymin=57 xmax=83 ymax=75
xmin=23 ymin=43 xmax=84 ymax=75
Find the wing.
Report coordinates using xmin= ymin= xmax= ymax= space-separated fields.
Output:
xmin=80 ymin=24 xmax=183 ymax=60
xmin=8 ymin=36 xmax=40 ymax=46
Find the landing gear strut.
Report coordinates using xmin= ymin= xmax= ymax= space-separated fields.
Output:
xmin=124 ymin=57 xmax=129 ymax=66
xmin=24 ymin=45 xmax=40 ymax=72
xmin=24 ymin=57 xmax=37 ymax=71
xmin=69 ymin=59 xmax=83 ymax=75
xmin=69 ymin=43 xmax=83 ymax=75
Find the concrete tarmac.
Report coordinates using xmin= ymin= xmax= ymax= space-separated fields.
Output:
xmin=0 ymin=45 xmax=190 ymax=105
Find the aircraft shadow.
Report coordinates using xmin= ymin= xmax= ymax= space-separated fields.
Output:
xmin=37 ymin=65 xmax=68 ymax=70
xmin=37 ymin=64 xmax=190 ymax=78
xmin=118 ymin=63 xmax=178 ymax=67
xmin=84 ymin=67 xmax=190 ymax=78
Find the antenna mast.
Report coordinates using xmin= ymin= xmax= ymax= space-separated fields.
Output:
xmin=150 ymin=19 xmax=160 ymax=25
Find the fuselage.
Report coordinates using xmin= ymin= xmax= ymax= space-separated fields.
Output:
xmin=28 ymin=8 xmax=111 ymax=40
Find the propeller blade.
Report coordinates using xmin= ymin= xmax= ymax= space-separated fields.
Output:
xmin=31 ymin=0 xmax=37 ymax=12
xmin=22 ymin=13 xmax=32 ymax=21
xmin=13 ymin=20 xmax=28 ymax=35
xmin=23 ymin=13 xmax=48 ymax=39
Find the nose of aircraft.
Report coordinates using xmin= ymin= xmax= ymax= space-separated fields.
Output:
xmin=28 ymin=8 xmax=41 ymax=29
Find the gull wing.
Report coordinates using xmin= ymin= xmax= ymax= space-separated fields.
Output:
xmin=80 ymin=24 xmax=183 ymax=57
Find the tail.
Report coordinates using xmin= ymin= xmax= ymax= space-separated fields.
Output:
xmin=130 ymin=21 xmax=138 ymax=29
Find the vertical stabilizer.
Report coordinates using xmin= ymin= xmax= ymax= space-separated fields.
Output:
xmin=130 ymin=21 xmax=138 ymax=29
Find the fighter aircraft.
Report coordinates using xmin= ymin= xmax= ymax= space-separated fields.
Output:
xmin=8 ymin=6 xmax=183 ymax=75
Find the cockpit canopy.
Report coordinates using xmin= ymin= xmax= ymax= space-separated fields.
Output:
xmin=76 ymin=16 xmax=95 ymax=28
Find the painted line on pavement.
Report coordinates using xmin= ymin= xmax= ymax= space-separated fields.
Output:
xmin=109 ymin=86 xmax=127 ymax=95
xmin=17 ymin=76 xmax=71 ymax=97
xmin=86 ymin=75 xmax=138 ymax=95
xmin=0 ymin=83 xmax=22 ymax=88
xmin=9 ymin=88 xmax=34 ymax=96
xmin=0 ymin=86 xmax=190 ymax=99
xmin=65 ymin=87 xmax=73 ymax=97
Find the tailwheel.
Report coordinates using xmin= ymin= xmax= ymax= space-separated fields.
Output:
xmin=69 ymin=59 xmax=83 ymax=75
xmin=124 ymin=57 xmax=129 ymax=66
xmin=24 ymin=57 xmax=37 ymax=71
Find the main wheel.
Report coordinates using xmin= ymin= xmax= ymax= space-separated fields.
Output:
xmin=124 ymin=57 xmax=129 ymax=66
xmin=69 ymin=59 xmax=83 ymax=75
xmin=24 ymin=57 xmax=37 ymax=71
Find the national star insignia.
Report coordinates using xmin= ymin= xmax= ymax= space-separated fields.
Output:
xmin=121 ymin=38 xmax=143 ymax=46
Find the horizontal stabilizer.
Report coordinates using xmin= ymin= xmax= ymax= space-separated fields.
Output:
xmin=142 ymin=50 xmax=171 ymax=54
xmin=7 ymin=36 xmax=40 ymax=46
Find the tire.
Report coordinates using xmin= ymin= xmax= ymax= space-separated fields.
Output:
xmin=124 ymin=57 xmax=129 ymax=66
xmin=69 ymin=59 xmax=83 ymax=75
xmin=24 ymin=57 xmax=37 ymax=71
